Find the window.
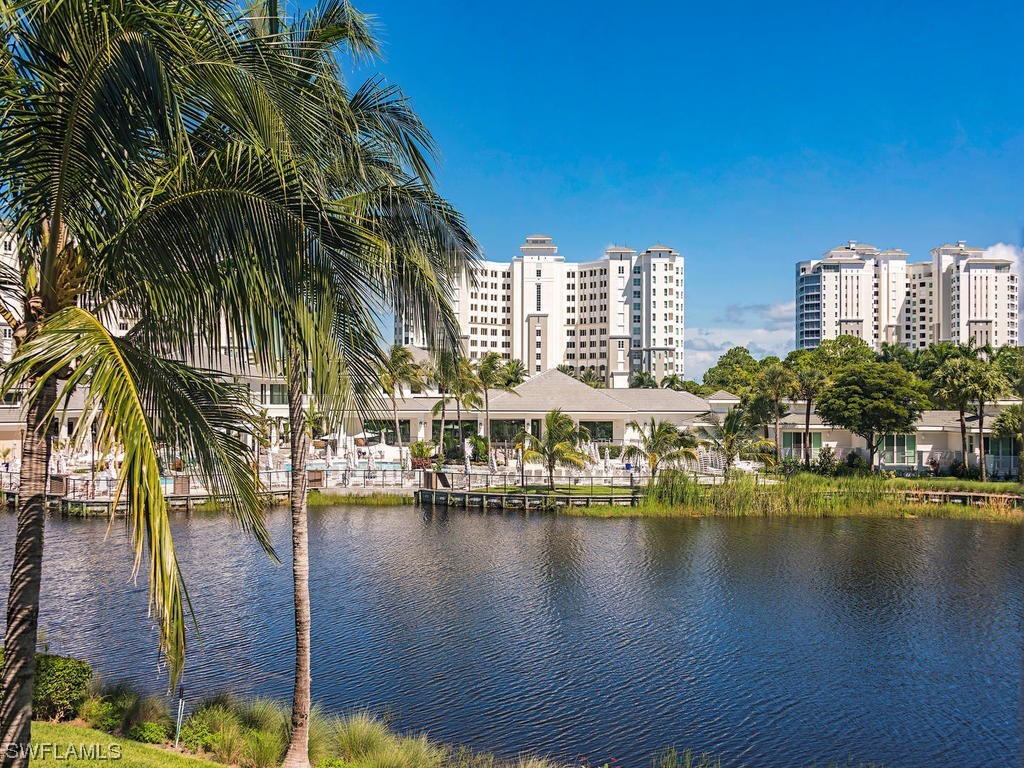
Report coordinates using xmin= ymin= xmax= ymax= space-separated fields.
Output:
xmin=880 ymin=434 xmax=916 ymax=465
xmin=536 ymin=284 xmax=542 ymax=311
xmin=269 ymin=384 xmax=287 ymax=405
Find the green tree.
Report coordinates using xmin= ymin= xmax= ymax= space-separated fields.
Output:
xmin=813 ymin=336 xmax=876 ymax=369
xmin=695 ymin=407 xmax=774 ymax=477
xmin=579 ymin=368 xmax=606 ymax=388
xmin=930 ymin=357 xmax=976 ymax=463
xmin=816 ymin=361 xmax=929 ymax=468
xmin=878 ymin=342 xmax=917 ymax=372
xmin=221 ymin=7 xmax=477 ymax=766
xmin=623 ymin=418 xmax=698 ymax=482
xmin=661 ymin=375 xmax=704 ymax=395
xmin=966 ymin=361 xmax=1010 ymax=482
xmin=630 ymin=370 xmax=658 ymax=388
xmin=502 ymin=358 xmax=527 ymax=387
xmin=0 ymin=1 xmax=278 ymax=757
xmin=752 ymin=361 xmax=796 ymax=468
xmin=914 ymin=341 xmax=976 ymax=381
xmin=701 ymin=346 xmax=759 ymax=396
xmin=517 ymin=409 xmax=591 ymax=490
xmin=380 ymin=345 xmax=422 ymax=454
xmin=791 ymin=362 xmax=826 ymax=469
xmin=477 ymin=351 xmax=517 ymax=457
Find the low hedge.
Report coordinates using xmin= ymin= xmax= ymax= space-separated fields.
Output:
xmin=0 ymin=650 xmax=92 ymax=721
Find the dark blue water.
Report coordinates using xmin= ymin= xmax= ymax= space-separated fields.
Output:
xmin=1 ymin=507 xmax=1021 ymax=768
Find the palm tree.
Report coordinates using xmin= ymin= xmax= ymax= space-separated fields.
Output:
xmin=623 ymin=418 xmax=698 ymax=482
xmin=451 ymin=357 xmax=483 ymax=448
xmin=380 ymin=344 xmax=421 ymax=454
xmin=201 ymin=8 xmax=476 ymax=767
xmin=931 ymin=357 xmax=976 ymax=465
xmin=754 ymin=361 xmax=796 ymax=468
xmin=0 ymin=1 xmax=276 ymax=757
xmin=790 ymin=365 xmax=826 ymax=469
xmin=502 ymin=358 xmax=527 ymax=387
xmin=578 ymin=368 xmax=606 ymax=388
xmin=660 ymin=374 xmax=684 ymax=390
xmin=517 ymin=409 xmax=591 ymax=490
xmin=966 ymin=361 xmax=1010 ymax=481
xmin=630 ymin=370 xmax=658 ymax=388
xmin=477 ymin=351 xmax=516 ymax=458
xmin=556 ymin=363 xmax=575 ymax=376
xmin=429 ymin=351 xmax=458 ymax=462
xmin=696 ymin=407 xmax=775 ymax=478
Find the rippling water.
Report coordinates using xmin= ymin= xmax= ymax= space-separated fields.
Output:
xmin=0 ymin=507 xmax=1021 ymax=767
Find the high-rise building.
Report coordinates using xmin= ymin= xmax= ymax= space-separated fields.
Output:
xmin=397 ymin=234 xmax=685 ymax=388
xmin=796 ymin=240 xmax=1018 ymax=351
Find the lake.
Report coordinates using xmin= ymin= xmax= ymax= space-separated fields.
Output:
xmin=0 ymin=506 xmax=1020 ymax=767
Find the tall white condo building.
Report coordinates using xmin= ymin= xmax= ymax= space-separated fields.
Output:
xmin=397 ymin=234 xmax=685 ymax=388
xmin=796 ymin=240 xmax=1019 ymax=351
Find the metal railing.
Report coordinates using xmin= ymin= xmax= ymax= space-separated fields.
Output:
xmin=0 ymin=467 xmax=427 ymax=503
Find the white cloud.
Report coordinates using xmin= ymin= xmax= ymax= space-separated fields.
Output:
xmin=684 ymin=326 xmax=795 ymax=380
xmin=716 ymin=300 xmax=795 ymax=331
xmin=982 ymin=243 xmax=1023 ymax=310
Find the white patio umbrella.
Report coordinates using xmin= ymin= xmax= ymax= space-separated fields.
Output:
xmin=463 ymin=438 xmax=472 ymax=475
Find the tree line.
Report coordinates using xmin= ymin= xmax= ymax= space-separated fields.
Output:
xmin=617 ymin=336 xmax=1024 ymax=481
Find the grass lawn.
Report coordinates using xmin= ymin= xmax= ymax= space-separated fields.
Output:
xmin=28 ymin=723 xmax=220 ymax=768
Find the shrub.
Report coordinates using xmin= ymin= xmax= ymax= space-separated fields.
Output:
xmin=0 ymin=651 xmax=92 ymax=721
xmin=179 ymin=717 xmax=214 ymax=753
xmin=409 ymin=441 xmax=434 ymax=460
xmin=841 ymin=451 xmax=870 ymax=475
xmin=127 ymin=721 xmax=168 ymax=744
xmin=122 ymin=694 xmax=172 ymax=733
xmin=811 ymin=446 xmax=839 ymax=476
xmin=332 ymin=711 xmax=394 ymax=761
xmin=80 ymin=696 xmax=121 ymax=732
xmin=209 ymin=721 xmax=245 ymax=764
xmin=243 ymin=728 xmax=285 ymax=768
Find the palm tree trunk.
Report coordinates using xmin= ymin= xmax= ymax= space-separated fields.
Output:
xmin=456 ymin=399 xmax=462 ymax=448
xmin=483 ymin=389 xmax=490 ymax=457
xmin=774 ymin=408 xmax=781 ymax=471
xmin=282 ymin=350 xmax=311 ymax=768
xmin=1 ymin=376 xmax=56 ymax=768
xmin=391 ymin=394 xmax=403 ymax=455
xmin=803 ymin=397 xmax=813 ymax=469
xmin=977 ymin=401 xmax=987 ymax=482
xmin=958 ymin=406 xmax=968 ymax=467
xmin=438 ymin=402 xmax=446 ymax=462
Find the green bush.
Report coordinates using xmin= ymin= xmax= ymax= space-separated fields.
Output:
xmin=122 ymin=694 xmax=172 ymax=733
xmin=0 ymin=650 xmax=92 ymax=721
xmin=79 ymin=697 xmax=121 ymax=732
xmin=127 ymin=721 xmax=168 ymax=744
xmin=179 ymin=717 xmax=214 ymax=752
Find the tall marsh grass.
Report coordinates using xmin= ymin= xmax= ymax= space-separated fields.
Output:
xmin=579 ymin=471 xmax=1024 ymax=522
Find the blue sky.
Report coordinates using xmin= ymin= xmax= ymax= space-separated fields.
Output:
xmin=347 ymin=0 xmax=1024 ymax=378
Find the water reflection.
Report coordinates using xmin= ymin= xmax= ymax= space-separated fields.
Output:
xmin=0 ymin=508 xmax=1019 ymax=768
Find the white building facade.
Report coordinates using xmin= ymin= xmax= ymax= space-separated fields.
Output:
xmin=398 ymin=234 xmax=685 ymax=388
xmin=796 ymin=240 xmax=1018 ymax=351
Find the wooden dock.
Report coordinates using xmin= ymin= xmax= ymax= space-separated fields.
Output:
xmin=415 ymin=489 xmax=642 ymax=510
